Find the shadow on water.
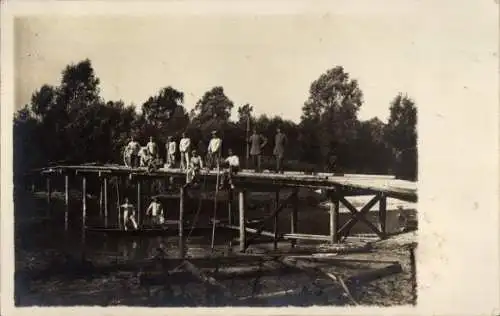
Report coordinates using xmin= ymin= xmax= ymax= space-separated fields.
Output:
xmin=14 ymin=187 xmax=417 ymax=307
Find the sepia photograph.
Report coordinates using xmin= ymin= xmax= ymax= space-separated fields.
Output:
xmin=2 ymin=0 xmax=498 ymax=314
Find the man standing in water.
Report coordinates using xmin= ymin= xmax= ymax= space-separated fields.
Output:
xmin=248 ymin=128 xmax=267 ymax=172
xmin=146 ymin=196 xmax=164 ymax=226
xmin=179 ymin=132 xmax=191 ymax=171
xmin=273 ymin=127 xmax=287 ymax=174
xmin=207 ymin=130 xmax=222 ymax=170
xmin=121 ymin=197 xmax=138 ymax=230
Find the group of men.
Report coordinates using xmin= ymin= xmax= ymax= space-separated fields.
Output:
xmin=122 ymin=127 xmax=287 ymax=182
xmin=120 ymin=196 xmax=165 ymax=231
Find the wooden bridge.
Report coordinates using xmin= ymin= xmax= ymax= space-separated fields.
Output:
xmin=35 ymin=164 xmax=417 ymax=253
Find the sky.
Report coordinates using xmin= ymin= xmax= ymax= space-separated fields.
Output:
xmin=14 ymin=0 xmax=498 ymax=123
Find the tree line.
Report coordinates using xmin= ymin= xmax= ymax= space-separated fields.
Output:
xmin=13 ymin=59 xmax=417 ymax=185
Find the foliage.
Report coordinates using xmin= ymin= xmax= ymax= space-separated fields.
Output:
xmin=301 ymin=66 xmax=364 ymax=170
xmin=385 ymin=93 xmax=418 ymax=180
xmin=13 ymin=60 xmax=418 ymax=185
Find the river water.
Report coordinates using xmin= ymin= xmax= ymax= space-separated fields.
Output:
xmin=14 ymin=186 xmax=417 ymax=306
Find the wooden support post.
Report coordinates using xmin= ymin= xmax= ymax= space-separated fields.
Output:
xmin=379 ymin=193 xmax=387 ymax=237
xmin=136 ymin=180 xmax=142 ymax=227
xmin=329 ymin=190 xmax=340 ymax=243
xmin=228 ymin=189 xmax=233 ymax=226
xmin=273 ymin=189 xmax=279 ymax=251
xmin=179 ymin=186 xmax=186 ymax=258
xmin=99 ymin=179 xmax=103 ymax=218
xmin=64 ymin=174 xmax=69 ymax=231
xmin=290 ymin=189 xmax=298 ymax=248
xmin=117 ymin=177 xmax=122 ymax=229
xmin=409 ymin=243 xmax=417 ymax=305
xmin=82 ymin=177 xmax=87 ymax=243
xmin=104 ymin=177 xmax=109 ymax=228
xmin=46 ymin=177 xmax=51 ymax=217
xmin=239 ymin=190 xmax=246 ymax=252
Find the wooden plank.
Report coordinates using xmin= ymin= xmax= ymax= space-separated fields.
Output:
xmin=137 ymin=180 xmax=142 ymax=226
xmin=337 ymin=194 xmax=383 ymax=239
xmin=344 ymin=262 xmax=403 ymax=286
xmin=409 ymin=244 xmax=417 ymax=305
xmin=281 ymin=233 xmax=331 ymax=241
xmin=46 ymin=177 xmax=51 ymax=217
xmin=104 ymin=177 xmax=109 ymax=228
xmin=82 ymin=176 xmax=87 ymax=243
xmin=291 ymin=190 xmax=298 ymax=248
xmin=179 ymin=186 xmax=186 ymax=258
xmin=64 ymin=174 xmax=69 ymax=231
xmin=228 ymin=189 xmax=233 ymax=226
xmin=36 ymin=165 xmax=417 ymax=202
xmin=273 ymin=189 xmax=280 ymax=251
xmin=329 ymin=190 xmax=339 ymax=243
xmin=182 ymin=260 xmax=233 ymax=299
xmin=219 ymin=223 xmax=276 ymax=238
xmin=245 ymin=190 xmax=297 ymax=247
xmin=379 ymin=194 xmax=387 ymax=237
xmin=239 ymin=190 xmax=246 ymax=252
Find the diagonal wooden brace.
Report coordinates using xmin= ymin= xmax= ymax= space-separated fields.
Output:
xmin=245 ymin=190 xmax=298 ymax=249
xmin=337 ymin=194 xmax=384 ymax=239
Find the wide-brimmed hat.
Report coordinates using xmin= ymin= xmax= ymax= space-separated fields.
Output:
xmin=211 ymin=130 xmax=217 ymax=135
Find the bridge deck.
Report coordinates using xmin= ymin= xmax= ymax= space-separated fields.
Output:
xmin=38 ymin=164 xmax=417 ymax=202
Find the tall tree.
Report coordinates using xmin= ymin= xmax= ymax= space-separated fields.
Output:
xmin=57 ymin=58 xmax=101 ymax=112
xmin=353 ymin=118 xmax=391 ymax=173
xmin=237 ymin=103 xmax=254 ymax=127
xmin=140 ymin=86 xmax=189 ymax=142
xmin=57 ymin=60 xmax=102 ymax=163
xmin=190 ymin=86 xmax=234 ymax=131
xmin=300 ymin=66 xmax=364 ymax=170
xmin=385 ymin=93 xmax=417 ymax=179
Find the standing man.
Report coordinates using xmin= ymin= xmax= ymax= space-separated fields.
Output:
xmin=145 ymin=196 xmax=164 ymax=226
xmin=165 ymin=136 xmax=177 ymax=168
xmin=273 ymin=127 xmax=287 ymax=174
xmin=125 ymin=136 xmax=141 ymax=168
xmin=207 ymin=130 xmax=222 ymax=170
xmin=121 ymin=197 xmax=138 ymax=230
xmin=179 ymin=132 xmax=191 ymax=171
xmin=248 ymin=128 xmax=267 ymax=172
xmin=146 ymin=136 xmax=158 ymax=158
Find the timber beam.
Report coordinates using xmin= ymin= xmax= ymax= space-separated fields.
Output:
xmin=244 ymin=189 xmax=298 ymax=250
xmin=336 ymin=193 xmax=386 ymax=240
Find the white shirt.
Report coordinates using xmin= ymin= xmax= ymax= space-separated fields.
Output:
xmin=225 ymin=155 xmax=240 ymax=167
xmin=167 ymin=141 xmax=177 ymax=154
xmin=190 ymin=156 xmax=203 ymax=169
xmin=179 ymin=138 xmax=191 ymax=152
xmin=147 ymin=141 xmax=157 ymax=154
xmin=127 ymin=141 xmax=140 ymax=155
xmin=208 ymin=138 xmax=222 ymax=153
xmin=147 ymin=202 xmax=163 ymax=216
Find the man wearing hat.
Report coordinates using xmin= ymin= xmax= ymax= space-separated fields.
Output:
xmin=207 ymin=130 xmax=222 ymax=170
